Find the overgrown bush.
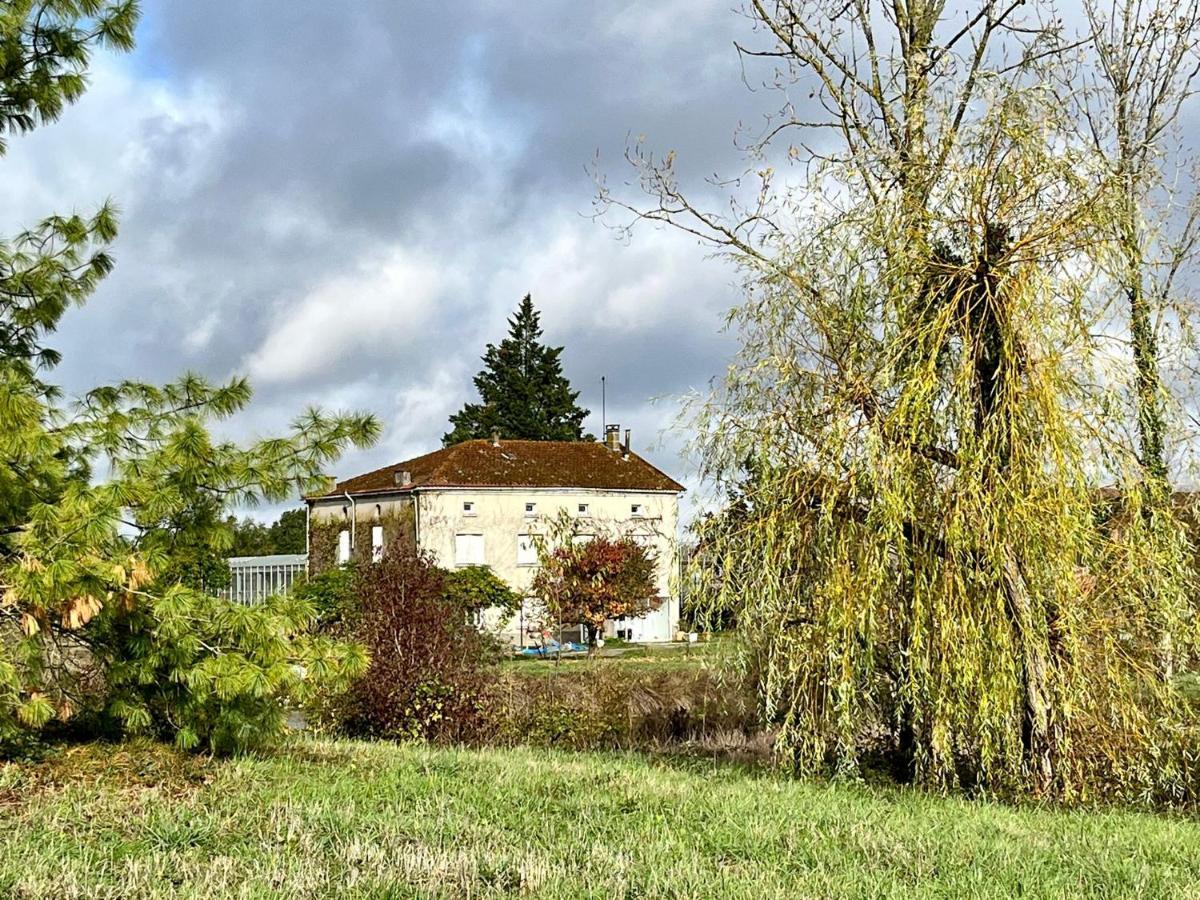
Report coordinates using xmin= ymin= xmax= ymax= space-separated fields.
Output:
xmin=479 ymin=664 xmax=760 ymax=757
xmin=441 ymin=565 xmax=521 ymax=621
xmin=89 ymin=589 xmax=366 ymax=754
xmin=292 ymin=564 xmax=358 ymax=629
xmin=331 ymin=544 xmax=501 ymax=742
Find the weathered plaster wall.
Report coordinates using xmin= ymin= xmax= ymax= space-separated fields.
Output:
xmin=416 ymin=488 xmax=680 ymax=644
xmin=307 ymin=487 xmax=681 ymax=644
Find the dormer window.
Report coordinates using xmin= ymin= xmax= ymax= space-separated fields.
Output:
xmin=631 ymin=503 xmax=644 ymax=517
xmin=525 ymin=501 xmax=537 ymax=517
xmin=463 ymin=501 xmax=476 ymax=516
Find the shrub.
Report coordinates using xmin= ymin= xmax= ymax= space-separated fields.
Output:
xmin=479 ymin=664 xmax=760 ymax=756
xmin=292 ymin=564 xmax=358 ymax=629
xmin=336 ymin=543 xmax=499 ymax=741
xmin=85 ymin=588 xmax=367 ymax=754
xmin=441 ymin=565 xmax=521 ymax=620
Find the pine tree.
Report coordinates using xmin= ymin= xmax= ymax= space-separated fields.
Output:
xmin=0 ymin=3 xmax=375 ymax=753
xmin=444 ymin=295 xmax=590 ymax=445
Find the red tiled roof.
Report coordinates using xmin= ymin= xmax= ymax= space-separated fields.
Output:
xmin=312 ymin=439 xmax=685 ymax=497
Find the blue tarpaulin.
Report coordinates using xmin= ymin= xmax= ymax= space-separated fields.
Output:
xmin=518 ymin=640 xmax=586 ymax=656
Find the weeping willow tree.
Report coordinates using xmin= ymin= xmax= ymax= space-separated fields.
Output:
xmin=602 ymin=0 xmax=1200 ymax=802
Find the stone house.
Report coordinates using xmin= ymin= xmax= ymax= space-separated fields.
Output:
xmin=305 ymin=427 xmax=685 ymax=644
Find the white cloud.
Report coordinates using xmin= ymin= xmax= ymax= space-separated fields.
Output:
xmin=486 ymin=218 xmax=734 ymax=337
xmin=245 ymin=247 xmax=461 ymax=384
xmin=0 ymin=55 xmax=224 ymax=230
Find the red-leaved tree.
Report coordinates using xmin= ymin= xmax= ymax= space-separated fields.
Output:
xmin=531 ymin=534 xmax=659 ymax=649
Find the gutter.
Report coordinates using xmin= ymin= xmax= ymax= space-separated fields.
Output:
xmin=343 ymin=491 xmax=357 ymax=551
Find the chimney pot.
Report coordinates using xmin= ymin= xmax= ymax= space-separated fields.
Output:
xmin=623 ymin=429 xmax=631 ymax=459
xmin=491 ymin=429 xmax=500 ymax=447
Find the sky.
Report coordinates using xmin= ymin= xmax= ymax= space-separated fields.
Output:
xmin=0 ymin=1 xmax=792 ymax=523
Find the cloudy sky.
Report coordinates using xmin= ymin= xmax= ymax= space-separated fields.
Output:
xmin=2 ymin=1 xmax=792 ymax=521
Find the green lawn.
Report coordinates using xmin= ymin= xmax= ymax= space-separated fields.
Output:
xmin=502 ymin=637 xmax=729 ymax=676
xmin=0 ymin=739 xmax=1197 ymax=898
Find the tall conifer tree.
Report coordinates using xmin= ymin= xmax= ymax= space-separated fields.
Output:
xmin=444 ymin=295 xmax=590 ymax=444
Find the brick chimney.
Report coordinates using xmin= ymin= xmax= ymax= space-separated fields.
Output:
xmin=604 ymin=424 xmax=621 ymax=451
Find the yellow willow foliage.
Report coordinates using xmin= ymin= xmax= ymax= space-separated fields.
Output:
xmin=688 ymin=90 xmax=1200 ymax=804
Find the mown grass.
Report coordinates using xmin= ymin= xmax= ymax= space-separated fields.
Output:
xmin=0 ymin=739 xmax=1197 ymax=898
xmin=501 ymin=636 xmax=730 ymax=676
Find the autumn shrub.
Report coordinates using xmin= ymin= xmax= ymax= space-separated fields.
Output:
xmin=331 ymin=544 xmax=501 ymax=742
xmin=479 ymin=664 xmax=759 ymax=755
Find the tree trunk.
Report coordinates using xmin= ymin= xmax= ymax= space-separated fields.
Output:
xmin=966 ymin=225 xmax=1057 ymax=791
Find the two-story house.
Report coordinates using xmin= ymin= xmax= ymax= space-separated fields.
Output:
xmin=305 ymin=426 xmax=685 ymax=644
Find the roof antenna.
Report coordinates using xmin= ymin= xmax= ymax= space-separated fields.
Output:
xmin=601 ymin=375 xmax=606 ymax=439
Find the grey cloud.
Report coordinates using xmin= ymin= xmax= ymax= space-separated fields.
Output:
xmin=31 ymin=1 xmax=787 ymax=513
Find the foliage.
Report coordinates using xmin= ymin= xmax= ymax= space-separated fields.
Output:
xmin=530 ymin=516 xmax=659 ymax=648
xmin=1 ymin=373 xmax=379 ymax=752
xmin=88 ymin=589 xmax=366 ymax=754
xmin=441 ymin=564 xmax=521 ymax=620
xmin=291 ymin=563 xmax=357 ymax=630
xmin=0 ymin=1 xmax=137 ymax=384
xmin=484 ymin=662 xmax=756 ymax=753
xmin=605 ymin=2 xmax=1200 ymax=801
xmin=0 ymin=2 xmax=378 ymax=753
xmin=226 ymin=508 xmax=307 ymax=557
xmin=443 ymin=294 xmax=591 ymax=445
xmin=337 ymin=544 xmax=497 ymax=741
xmin=3 ymin=739 xmax=1200 ymax=897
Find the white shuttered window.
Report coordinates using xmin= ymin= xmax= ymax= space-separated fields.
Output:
xmin=455 ymin=533 xmax=485 ymax=566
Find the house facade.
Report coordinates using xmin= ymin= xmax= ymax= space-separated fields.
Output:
xmin=305 ymin=427 xmax=685 ymax=644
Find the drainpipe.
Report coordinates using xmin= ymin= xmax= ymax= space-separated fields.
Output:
xmin=304 ymin=502 xmax=311 ymax=575
xmin=342 ymin=491 xmax=357 ymax=554
xmin=413 ymin=491 xmax=421 ymax=548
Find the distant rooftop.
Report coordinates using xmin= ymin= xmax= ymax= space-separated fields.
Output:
xmin=311 ymin=438 xmax=685 ymax=498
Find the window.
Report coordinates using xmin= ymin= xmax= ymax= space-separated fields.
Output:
xmin=524 ymin=501 xmax=537 ymax=517
xmin=371 ymin=525 xmax=384 ymax=562
xmin=571 ymin=533 xmax=594 ymax=546
xmin=517 ymin=534 xmax=538 ymax=566
xmin=577 ymin=502 xmax=590 ymax=516
xmin=463 ymin=500 xmax=477 ymax=516
xmin=336 ymin=529 xmax=350 ymax=565
xmin=631 ymin=503 xmax=644 ymax=517
xmin=455 ymin=533 xmax=485 ymax=566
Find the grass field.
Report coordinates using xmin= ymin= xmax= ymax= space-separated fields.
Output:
xmin=1 ymin=739 xmax=1197 ymax=898
xmin=502 ymin=637 xmax=730 ymax=676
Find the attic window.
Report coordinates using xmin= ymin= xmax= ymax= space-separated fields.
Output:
xmin=525 ymin=502 xmax=537 ymax=517
xmin=463 ymin=501 xmax=477 ymax=517
xmin=577 ymin=503 xmax=590 ymax=516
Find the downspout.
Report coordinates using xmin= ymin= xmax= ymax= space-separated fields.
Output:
xmin=343 ymin=491 xmax=357 ymax=555
xmin=413 ymin=490 xmax=420 ymax=547
xmin=304 ymin=502 xmax=311 ymax=575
